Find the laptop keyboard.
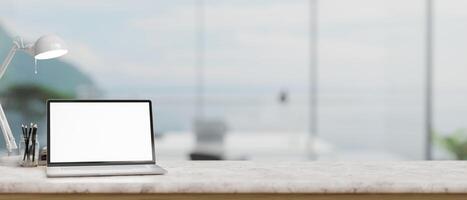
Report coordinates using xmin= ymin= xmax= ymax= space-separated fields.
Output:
xmin=55 ymin=165 xmax=154 ymax=171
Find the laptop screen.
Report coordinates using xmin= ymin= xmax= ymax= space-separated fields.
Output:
xmin=48 ymin=100 xmax=155 ymax=165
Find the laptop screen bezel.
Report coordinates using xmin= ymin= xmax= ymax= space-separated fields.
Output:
xmin=47 ymin=99 xmax=156 ymax=167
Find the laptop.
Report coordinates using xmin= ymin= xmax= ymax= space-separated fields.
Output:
xmin=46 ymin=100 xmax=167 ymax=177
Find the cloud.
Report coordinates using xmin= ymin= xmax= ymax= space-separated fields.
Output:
xmin=63 ymin=41 xmax=105 ymax=74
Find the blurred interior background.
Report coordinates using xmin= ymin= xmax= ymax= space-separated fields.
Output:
xmin=1 ymin=0 xmax=467 ymax=161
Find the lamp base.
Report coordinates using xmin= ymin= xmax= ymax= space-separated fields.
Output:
xmin=0 ymin=155 xmax=20 ymax=167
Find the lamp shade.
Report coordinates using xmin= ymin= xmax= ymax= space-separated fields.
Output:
xmin=33 ymin=34 xmax=68 ymax=60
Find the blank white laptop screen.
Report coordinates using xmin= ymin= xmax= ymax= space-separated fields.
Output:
xmin=49 ymin=102 xmax=154 ymax=163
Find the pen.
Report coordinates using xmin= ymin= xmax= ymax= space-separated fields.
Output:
xmin=23 ymin=125 xmax=30 ymax=161
xmin=27 ymin=123 xmax=33 ymax=160
xmin=28 ymin=123 xmax=34 ymax=161
xmin=21 ymin=124 xmax=26 ymax=140
xmin=21 ymin=124 xmax=26 ymax=161
xmin=31 ymin=124 xmax=37 ymax=162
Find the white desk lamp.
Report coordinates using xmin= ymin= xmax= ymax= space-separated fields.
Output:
xmin=0 ymin=34 xmax=68 ymax=157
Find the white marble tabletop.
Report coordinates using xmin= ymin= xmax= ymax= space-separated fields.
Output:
xmin=1 ymin=161 xmax=467 ymax=194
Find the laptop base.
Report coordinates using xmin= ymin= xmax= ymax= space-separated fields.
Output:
xmin=47 ymin=164 xmax=167 ymax=177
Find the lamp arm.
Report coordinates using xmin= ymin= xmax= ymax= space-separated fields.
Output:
xmin=0 ymin=104 xmax=16 ymax=154
xmin=0 ymin=44 xmax=19 ymax=80
xmin=0 ymin=43 xmax=21 ymax=154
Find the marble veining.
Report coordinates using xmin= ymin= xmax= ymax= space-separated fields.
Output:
xmin=1 ymin=161 xmax=467 ymax=193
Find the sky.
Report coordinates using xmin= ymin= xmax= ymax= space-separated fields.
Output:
xmin=0 ymin=0 xmax=308 ymax=95
xmin=1 ymin=0 xmax=461 ymax=95
xmin=0 ymin=0 xmax=465 ymax=94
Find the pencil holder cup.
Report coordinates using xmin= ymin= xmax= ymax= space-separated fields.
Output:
xmin=19 ymin=134 xmax=39 ymax=167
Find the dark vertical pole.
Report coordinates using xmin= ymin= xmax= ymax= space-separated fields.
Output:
xmin=309 ymin=0 xmax=319 ymax=159
xmin=195 ymin=0 xmax=205 ymax=119
xmin=425 ymin=0 xmax=434 ymax=160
